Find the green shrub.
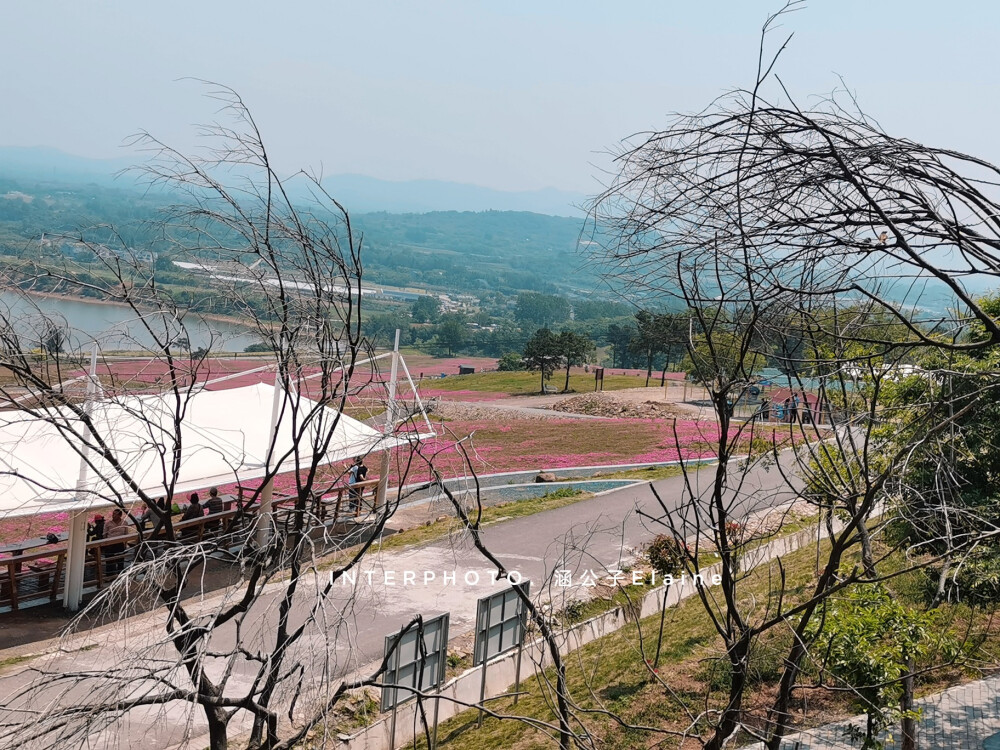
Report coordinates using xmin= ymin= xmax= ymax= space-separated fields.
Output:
xmin=497 ymin=352 xmax=526 ymax=371
xmin=647 ymin=534 xmax=688 ymax=576
xmin=563 ymin=598 xmax=587 ymax=623
xmin=244 ymin=341 xmax=276 ymax=353
xmin=696 ymin=639 xmax=787 ymax=693
xmin=542 ymin=487 xmax=583 ymax=500
xmin=935 ymin=546 xmax=1000 ymax=605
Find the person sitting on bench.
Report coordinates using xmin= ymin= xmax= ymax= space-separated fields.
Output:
xmin=180 ymin=493 xmax=205 ymax=542
xmin=204 ymin=487 xmax=224 ymax=533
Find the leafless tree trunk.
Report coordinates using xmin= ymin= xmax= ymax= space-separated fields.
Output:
xmin=0 ymin=85 xmax=436 ymax=750
xmin=584 ymin=3 xmax=1000 ymax=746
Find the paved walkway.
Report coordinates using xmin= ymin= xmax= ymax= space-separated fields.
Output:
xmin=768 ymin=674 xmax=1000 ymax=749
xmin=0 ymin=461 xmax=672 ymax=646
xmin=0 ymin=457 xmax=800 ymax=749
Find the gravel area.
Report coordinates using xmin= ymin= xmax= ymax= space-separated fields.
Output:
xmin=552 ymin=392 xmax=699 ymax=419
xmin=694 ymin=498 xmax=816 ymax=552
xmin=422 ymin=399 xmax=577 ymax=421
xmin=418 ymin=386 xmax=717 ymax=422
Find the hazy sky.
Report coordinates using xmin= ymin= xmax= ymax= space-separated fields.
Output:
xmin=2 ymin=1 xmax=998 ymax=195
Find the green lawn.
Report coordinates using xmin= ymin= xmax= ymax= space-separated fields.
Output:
xmin=379 ymin=487 xmax=592 ymax=551
xmin=423 ymin=370 xmax=657 ymax=395
xmin=413 ymin=537 xmax=823 ymax=750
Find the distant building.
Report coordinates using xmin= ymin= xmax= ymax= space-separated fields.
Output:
xmin=49 ymin=238 xmax=156 ymax=265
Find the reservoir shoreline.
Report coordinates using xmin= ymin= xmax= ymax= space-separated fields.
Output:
xmin=0 ymin=287 xmax=261 ymax=352
xmin=9 ymin=287 xmax=258 ymax=331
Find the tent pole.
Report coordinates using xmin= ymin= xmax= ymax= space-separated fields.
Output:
xmin=64 ymin=510 xmax=88 ymax=611
xmin=397 ymin=355 xmax=436 ymax=438
xmin=376 ymin=330 xmax=401 ymax=511
xmin=65 ymin=344 xmax=99 ymax=612
xmin=257 ymin=374 xmax=284 ymax=549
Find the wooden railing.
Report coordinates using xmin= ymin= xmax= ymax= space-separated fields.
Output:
xmin=272 ymin=479 xmax=381 ymax=534
xmin=0 ymin=482 xmax=380 ymax=612
xmin=0 ymin=510 xmax=241 ymax=612
xmin=0 ymin=545 xmax=66 ymax=612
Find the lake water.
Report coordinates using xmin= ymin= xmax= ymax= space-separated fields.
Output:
xmin=0 ymin=290 xmax=259 ymax=353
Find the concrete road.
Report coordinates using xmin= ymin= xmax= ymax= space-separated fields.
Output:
xmin=335 ymin=450 xmax=800 ymax=665
xmin=0 ymin=453 xmax=801 ymax=749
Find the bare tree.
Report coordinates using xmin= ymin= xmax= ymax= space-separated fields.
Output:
xmin=0 ymin=86 xmax=438 ymax=750
xmin=582 ymin=4 xmax=1000 ymax=748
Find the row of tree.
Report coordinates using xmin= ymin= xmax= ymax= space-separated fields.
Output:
xmin=10 ymin=22 xmax=1000 ymax=750
xmin=502 ymin=328 xmax=595 ymax=392
xmin=580 ymin=13 xmax=1000 ymax=746
xmin=362 ymin=304 xmax=697 ymax=381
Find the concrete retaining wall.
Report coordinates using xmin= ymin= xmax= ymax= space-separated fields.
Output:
xmin=344 ymin=519 xmax=843 ymax=750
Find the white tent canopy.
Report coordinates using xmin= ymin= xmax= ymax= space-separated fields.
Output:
xmin=0 ymin=382 xmax=405 ymax=518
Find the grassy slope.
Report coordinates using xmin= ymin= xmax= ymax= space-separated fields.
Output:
xmin=420 ymin=538 xmax=998 ymax=750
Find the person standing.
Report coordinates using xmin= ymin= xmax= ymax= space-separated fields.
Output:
xmin=105 ymin=508 xmax=130 ymax=575
xmin=87 ymin=514 xmax=105 ymax=542
xmin=347 ymin=457 xmax=368 ymax=512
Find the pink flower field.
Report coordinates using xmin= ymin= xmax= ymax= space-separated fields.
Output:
xmin=395 ymin=417 xmax=744 ymax=484
xmin=0 ymin=416 xmax=775 ymax=549
xmin=0 ymin=512 xmax=73 ymax=547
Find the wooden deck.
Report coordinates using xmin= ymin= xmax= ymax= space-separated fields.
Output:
xmin=0 ymin=479 xmax=381 ymax=612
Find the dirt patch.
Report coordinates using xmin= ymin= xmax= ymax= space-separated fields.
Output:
xmin=423 ymin=400 xmax=560 ymax=421
xmin=734 ymin=498 xmax=815 ymax=542
xmin=552 ymin=391 xmax=707 ymax=420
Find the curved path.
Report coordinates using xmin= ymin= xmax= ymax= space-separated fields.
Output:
xmin=0 ymin=454 xmax=801 ymax=749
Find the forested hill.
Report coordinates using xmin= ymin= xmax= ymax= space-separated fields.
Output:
xmin=354 ymin=210 xmax=593 ymax=294
xmin=0 ymin=169 xmax=598 ymax=297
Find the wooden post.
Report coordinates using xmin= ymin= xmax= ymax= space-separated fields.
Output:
xmin=93 ymin=545 xmax=104 ymax=589
xmin=6 ymin=561 xmax=18 ymax=612
xmin=50 ymin=553 xmax=64 ymax=601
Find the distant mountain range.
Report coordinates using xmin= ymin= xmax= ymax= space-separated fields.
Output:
xmin=0 ymin=146 xmax=135 ymax=187
xmin=0 ymin=146 xmax=587 ymax=217
xmin=317 ymin=174 xmax=585 ymax=217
